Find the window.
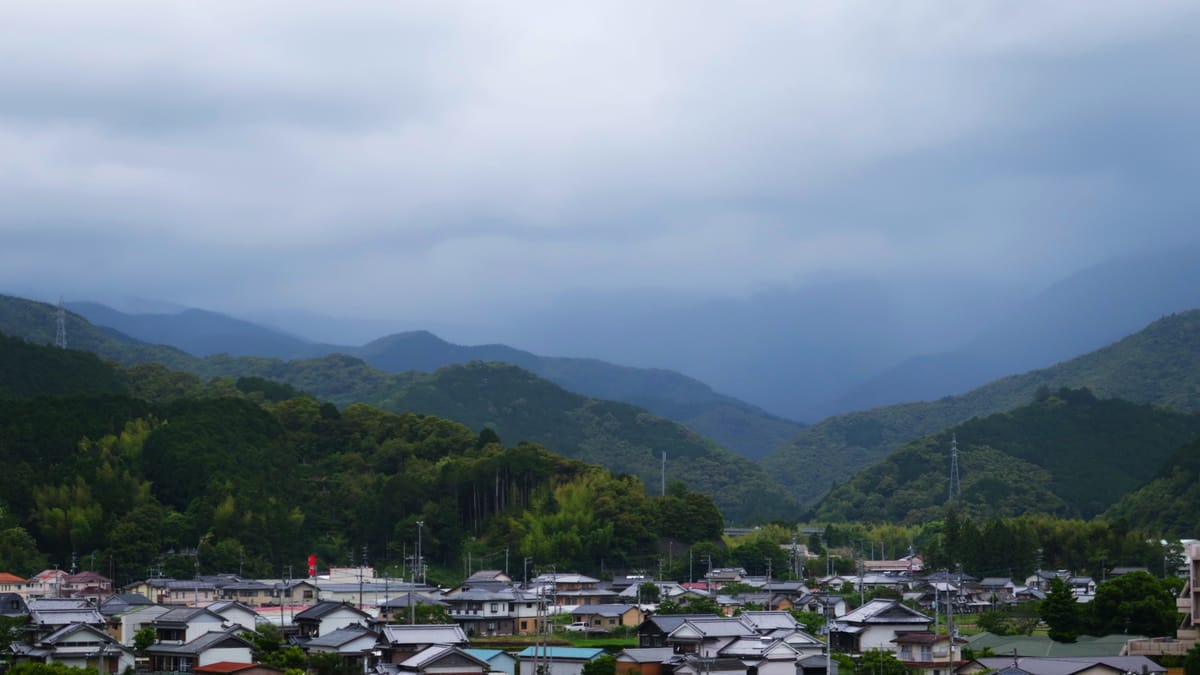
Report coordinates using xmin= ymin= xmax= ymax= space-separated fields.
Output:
xmin=520 ymin=621 xmax=528 ymax=630
xmin=921 ymin=647 xmax=932 ymax=661
xmin=490 ymin=603 xmax=499 ymax=612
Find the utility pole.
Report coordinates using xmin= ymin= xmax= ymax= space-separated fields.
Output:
xmin=416 ymin=521 xmax=425 ymax=586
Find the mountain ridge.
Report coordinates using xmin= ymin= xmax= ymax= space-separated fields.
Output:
xmin=763 ymin=308 xmax=1200 ymax=505
xmin=66 ymin=300 xmax=804 ymax=459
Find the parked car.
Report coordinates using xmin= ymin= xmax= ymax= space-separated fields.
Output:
xmin=563 ymin=621 xmax=600 ymax=632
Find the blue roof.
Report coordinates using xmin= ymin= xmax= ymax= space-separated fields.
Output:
xmin=515 ymin=647 xmax=605 ymax=660
xmin=464 ymin=649 xmax=512 ymax=662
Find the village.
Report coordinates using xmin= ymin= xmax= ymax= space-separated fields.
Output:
xmin=0 ymin=541 xmax=1195 ymax=675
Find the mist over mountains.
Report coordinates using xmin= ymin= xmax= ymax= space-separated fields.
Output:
xmin=60 ymin=245 xmax=1200 ymax=425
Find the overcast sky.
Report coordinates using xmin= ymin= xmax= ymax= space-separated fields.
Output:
xmin=3 ymin=1 xmax=1199 ymax=327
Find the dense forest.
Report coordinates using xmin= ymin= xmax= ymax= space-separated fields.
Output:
xmin=764 ymin=310 xmax=1200 ymax=505
xmin=0 ymin=296 xmax=796 ymax=523
xmin=0 ymin=335 xmax=727 ymax=585
xmin=812 ymin=388 xmax=1200 ymax=523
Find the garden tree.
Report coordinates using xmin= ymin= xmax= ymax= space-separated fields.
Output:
xmin=263 ymin=646 xmax=307 ymax=671
xmin=244 ymin=623 xmax=283 ymax=657
xmin=308 ymin=652 xmax=359 ymax=675
xmin=1091 ymin=571 xmax=1178 ymax=637
xmin=1040 ymin=577 xmax=1082 ymax=642
xmin=0 ymin=616 xmax=27 ymax=664
xmin=581 ymin=654 xmax=617 ymax=675
xmin=730 ymin=537 xmax=789 ymax=577
xmin=133 ymin=627 xmax=156 ymax=655
xmin=1183 ymin=642 xmax=1200 ymax=675
xmin=399 ymin=604 xmax=453 ymax=625
xmin=850 ymin=649 xmax=908 ymax=675
xmin=789 ymin=610 xmax=825 ymax=634
xmin=656 ymin=596 xmax=721 ymax=616
xmin=638 ymin=581 xmax=661 ymax=603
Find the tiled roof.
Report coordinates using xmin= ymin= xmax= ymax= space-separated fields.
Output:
xmin=616 ymin=647 xmax=675 ymax=663
xmin=0 ymin=573 xmax=26 ymax=584
xmin=195 ymin=662 xmax=276 ymax=674
xmin=380 ymin=623 xmax=468 ymax=646
xmin=515 ymin=646 xmax=605 ymax=660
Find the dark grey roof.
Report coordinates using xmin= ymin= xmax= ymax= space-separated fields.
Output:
xmin=153 ymin=607 xmax=225 ymax=625
xmin=145 ymin=628 xmax=253 ymax=656
xmin=294 ymin=600 xmax=369 ymax=621
xmin=305 ymin=626 xmax=378 ymax=650
xmin=569 ymin=603 xmax=637 ymax=617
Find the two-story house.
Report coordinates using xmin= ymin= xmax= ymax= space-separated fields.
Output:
xmin=0 ymin=572 xmax=27 ymax=596
xmin=150 ymin=607 xmax=230 ymax=644
xmin=378 ymin=624 xmax=468 ymax=665
xmin=292 ymin=600 xmax=370 ymax=638
xmin=12 ymin=622 xmax=135 ymax=674
xmin=892 ymin=631 xmax=968 ymax=675
xmin=145 ymin=627 xmax=255 ymax=674
xmin=830 ymin=599 xmax=932 ymax=654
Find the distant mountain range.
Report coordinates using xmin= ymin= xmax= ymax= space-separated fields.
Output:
xmin=763 ymin=308 xmax=1200 ymax=505
xmin=811 ymin=387 xmax=1200 ymax=522
xmin=0 ymin=294 xmax=797 ymax=523
xmin=827 ymin=247 xmax=1200 ymax=416
xmin=64 ymin=301 xmax=803 ymax=460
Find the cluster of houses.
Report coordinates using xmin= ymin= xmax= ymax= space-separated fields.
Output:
xmin=0 ymin=545 xmax=1193 ymax=675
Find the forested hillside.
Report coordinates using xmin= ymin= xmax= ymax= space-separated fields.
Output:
xmin=0 ymin=298 xmax=796 ymax=523
xmin=67 ymin=300 xmax=804 ymax=459
xmin=812 ymin=388 xmax=1200 ymax=522
xmin=0 ymin=336 xmax=727 ymax=586
xmin=1104 ymin=437 xmax=1200 ymax=537
xmin=181 ymin=356 xmax=799 ymax=523
xmin=764 ymin=310 xmax=1200 ymax=505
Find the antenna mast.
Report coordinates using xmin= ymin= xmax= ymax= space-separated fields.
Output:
xmin=948 ymin=434 xmax=961 ymax=501
xmin=55 ymin=298 xmax=67 ymax=349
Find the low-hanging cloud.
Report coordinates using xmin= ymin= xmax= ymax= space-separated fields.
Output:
xmin=2 ymin=1 xmax=1199 ymax=319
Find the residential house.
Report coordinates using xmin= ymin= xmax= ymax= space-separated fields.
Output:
xmin=100 ymin=593 xmax=154 ymax=617
xmin=196 ymin=662 xmax=285 ymax=675
xmin=276 ymin=578 xmax=321 ymax=606
xmin=399 ymin=645 xmax=491 ymax=674
xmin=464 ymin=570 xmax=513 ymax=585
xmin=443 ymin=587 xmax=522 ymax=637
xmin=12 ymin=621 xmax=135 ymax=674
xmin=973 ymin=579 xmax=1017 ymax=607
xmin=669 ymin=655 xmax=755 ymax=675
xmin=206 ymin=600 xmax=261 ymax=632
xmin=145 ymin=627 xmax=255 ymax=673
xmin=162 ymin=579 xmax=219 ymax=606
xmin=0 ymin=572 xmax=26 ymax=595
xmin=24 ymin=570 xmax=69 ymax=599
xmin=516 ymin=646 xmax=605 ymax=675
xmin=464 ymin=648 xmax=517 ymax=675
xmin=1067 ymin=577 xmax=1097 ymax=600
xmin=892 ymin=631 xmax=968 ymax=675
xmin=961 ymin=656 xmax=1166 ymax=675
xmin=1123 ymin=540 xmax=1200 ymax=657
xmin=377 ymin=624 xmax=468 ymax=665
xmin=715 ymin=638 xmax=806 ymax=675
xmin=218 ymin=580 xmax=275 ymax=607
xmin=636 ymin=614 xmax=717 ymax=649
xmin=528 ymin=573 xmax=615 ymax=607
xmin=568 ymin=603 xmax=643 ymax=632
xmin=666 ymin=616 xmax=757 ymax=657
xmin=705 ymin=568 xmax=748 ymax=586
xmin=377 ymin=592 xmax=449 ymax=624
xmin=61 ymin=571 xmax=113 ymax=603
xmin=830 ymin=599 xmax=932 ymax=654
xmin=1108 ymin=567 xmax=1150 ymax=578
xmin=614 ymin=647 xmax=674 ymax=675
xmin=150 ymin=607 xmax=230 ymax=644
xmin=107 ymin=604 xmax=170 ymax=646
xmin=0 ymin=592 xmax=28 ymax=617
xmin=617 ymin=581 xmax=691 ymax=605
xmin=25 ymin=598 xmax=106 ymax=641
xmin=303 ymin=625 xmax=379 ymax=670
xmin=292 ymin=601 xmax=370 ymax=639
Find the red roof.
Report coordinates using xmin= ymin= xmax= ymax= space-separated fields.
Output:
xmin=0 ymin=573 xmax=26 ymax=584
xmin=195 ymin=663 xmax=279 ymax=674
